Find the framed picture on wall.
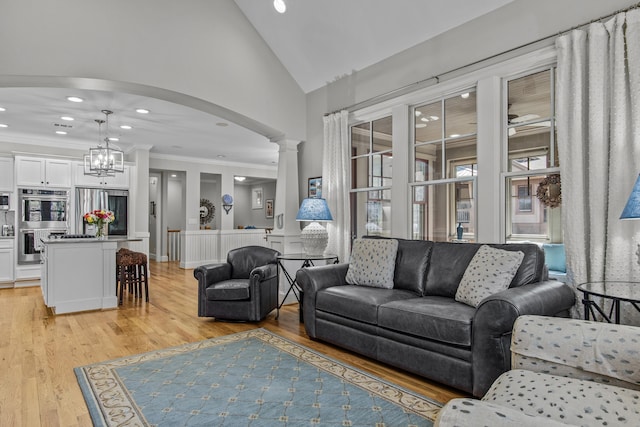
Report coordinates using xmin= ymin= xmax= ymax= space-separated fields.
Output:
xmin=265 ymin=199 xmax=274 ymax=218
xmin=252 ymin=187 xmax=263 ymax=209
xmin=308 ymin=177 xmax=322 ymax=198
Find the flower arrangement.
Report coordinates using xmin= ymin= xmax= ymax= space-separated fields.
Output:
xmin=83 ymin=209 xmax=115 ymax=238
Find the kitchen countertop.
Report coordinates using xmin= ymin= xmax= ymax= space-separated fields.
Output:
xmin=42 ymin=237 xmax=142 ymax=244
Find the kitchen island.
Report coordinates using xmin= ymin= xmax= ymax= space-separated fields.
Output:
xmin=41 ymin=238 xmax=117 ymax=314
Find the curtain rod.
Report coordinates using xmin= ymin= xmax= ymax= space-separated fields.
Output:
xmin=324 ymin=2 xmax=640 ymax=116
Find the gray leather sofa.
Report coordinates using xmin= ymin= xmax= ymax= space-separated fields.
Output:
xmin=296 ymin=239 xmax=575 ymax=397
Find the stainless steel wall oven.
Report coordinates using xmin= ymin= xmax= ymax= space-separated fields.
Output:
xmin=18 ymin=189 xmax=70 ymax=264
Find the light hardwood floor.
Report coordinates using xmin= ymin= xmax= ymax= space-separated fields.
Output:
xmin=0 ymin=260 xmax=465 ymax=427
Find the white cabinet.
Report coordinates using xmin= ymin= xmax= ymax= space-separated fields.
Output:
xmin=0 ymin=157 xmax=14 ymax=191
xmin=0 ymin=240 xmax=14 ymax=283
xmin=73 ymin=162 xmax=130 ymax=188
xmin=15 ymin=157 xmax=71 ymax=188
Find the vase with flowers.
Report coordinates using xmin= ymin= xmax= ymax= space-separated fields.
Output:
xmin=83 ymin=209 xmax=115 ymax=239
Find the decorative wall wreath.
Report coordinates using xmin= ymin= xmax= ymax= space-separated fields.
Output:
xmin=199 ymin=198 xmax=215 ymax=224
xmin=536 ymin=174 xmax=562 ymax=208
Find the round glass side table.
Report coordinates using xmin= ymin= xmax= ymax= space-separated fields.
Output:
xmin=577 ymin=281 xmax=640 ymax=324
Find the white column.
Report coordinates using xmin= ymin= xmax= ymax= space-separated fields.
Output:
xmin=269 ymin=139 xmax=304 ymax=305
xmin=130 ymin=148 xmax=150 ymax=260
xmin=269 ymin=139 xmax=303 ymax=252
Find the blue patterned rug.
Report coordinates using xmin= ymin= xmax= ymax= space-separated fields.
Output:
xmin=75 ymin=329 xmax=441 ymax=426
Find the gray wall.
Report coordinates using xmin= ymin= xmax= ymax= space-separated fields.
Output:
xmin=233 ymin=181 xmax=276 ymax=229
xmin=301 ymin=0 xmax=639 ymax=198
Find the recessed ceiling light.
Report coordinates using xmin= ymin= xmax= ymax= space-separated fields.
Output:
xmin=234 ymin=176 xmax=246 ymax=182
xmin=450 ymin=134 xmax=461 ymax=138
xmin=171 ymin=174 xmax=177 ymax=178
xmin=216 ymin=122 xmax=228 ymax=127
xmin=273 ymin=0 xmax=286 ymax=13
xmin=55 ymin=131 xmax=67 ymax=135
xmin=107 ymin=137 xmax=119 ymax=142
xmin=66 ymin=96 xmax=84 ymax=103
xmin=461 ymin=93 xmax=470 ymax=99
xmin=0 ymin=107 xmax=6 ymax=112
xmin=60 ymin=116 xmax=74 ymax=121
xmin=0 ymin=124 xmax=8 ymax=128
xmin=136 ymin=108 xmax=150 ymax=114
xmin=415 ymin=124 xmax=427 ymax=128
xmin=120 ymin=125 xmax=132 ymax=130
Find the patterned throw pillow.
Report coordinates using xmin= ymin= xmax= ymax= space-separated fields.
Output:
xmin=345 ymin=238 xmax=399 ymax=289
xmin=454 ymin=245 xmax=524 ymax=307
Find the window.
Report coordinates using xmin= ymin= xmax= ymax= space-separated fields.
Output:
xmin=412 ymin=91 xmax=477 ymax=241
xmin=350 ymin=116 xmax=392 ymax=239
xmin=517 ymin=184 xmax=532 ymax=212
xmin=504 ymin=68 xmax=561 ymax=242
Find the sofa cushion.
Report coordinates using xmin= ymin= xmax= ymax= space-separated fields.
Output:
xmin=393 ymin=239 xmax=433 ymax=295
xmin=455 ymin=245 xmax=524 ymax=307
xmin=378 ymin=297 xmax=476 ymax=347
xmin=345 ymin=238 xmax=399 ymax=289
xmin=363 ymin=237 xmax=433 ymax=295
xmin=425 ymin=242 xmax=480 ymax=297
xmin=426 ymin=242 xmax=544 ymax=297
xmin=316 ymin=285 xmax=416 ymax=325
xmin=205 ymin=279 xmax=250 ymax=300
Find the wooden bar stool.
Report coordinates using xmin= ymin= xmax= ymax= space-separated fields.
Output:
xmin=116 ymin=249 xmax=149 ymax=304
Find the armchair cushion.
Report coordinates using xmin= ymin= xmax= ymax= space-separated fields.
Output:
xmin=512 ymin=315 xmax=640 ymax=390
xmin=205 ymin=280 xmax=250 ymax=301
xmin=435 ymin=397 xmax=570 ymax=427
xmin=484 ymin=369 xmax=640 ymax=426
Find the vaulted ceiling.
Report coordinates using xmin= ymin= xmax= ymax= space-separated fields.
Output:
xmin=0 ymin=1 xmax=515 ymax=164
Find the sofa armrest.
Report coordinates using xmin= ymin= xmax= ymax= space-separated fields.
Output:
xmin=511 ymin=315 xmax=640 ymax=390
xmin=250 ymin=263 xmax=278 ymax=282
xmin=296 ymin=263 xmax=349 ymax=338
xmin=435 ymin=398 xmax=572 ymax=427
xmin=193 ymin=263 xmax=232 ymax=316
xmin=471 ymin=280 xmax=575 ymax=397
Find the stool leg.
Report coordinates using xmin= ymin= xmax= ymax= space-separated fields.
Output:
xmin=143 ymin=263 xmax=149 ymax=302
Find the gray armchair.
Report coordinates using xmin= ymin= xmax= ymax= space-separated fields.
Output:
xmin=194 ymin=246 xmax=280 ymax=321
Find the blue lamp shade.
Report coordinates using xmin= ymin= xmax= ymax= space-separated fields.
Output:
xmin=620 ymin=174 xmax=640 ymax=219
xmin=296 ymin=198 xmax=333 ymax=222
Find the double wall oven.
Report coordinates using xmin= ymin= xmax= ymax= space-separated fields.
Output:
xmin=18 ymin=189 xmax=70 ymax=264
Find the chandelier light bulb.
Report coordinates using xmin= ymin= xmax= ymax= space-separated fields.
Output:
xmin=273 ymin=0 xmax=286 ymax=13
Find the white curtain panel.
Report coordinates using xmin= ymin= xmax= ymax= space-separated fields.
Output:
xmin=556 ymin=10 xmax=640 ymax=324
xmin=322 ymin=111 xmax=351 ymax=262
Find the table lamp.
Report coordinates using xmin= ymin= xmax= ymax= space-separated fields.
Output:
xmin=620 ymin=174 xmax=640 ymax=220
xmin=620 ymin=173 xmax=640 ymax=267
xmin=296 ymin=198 xmax=333 ymax=255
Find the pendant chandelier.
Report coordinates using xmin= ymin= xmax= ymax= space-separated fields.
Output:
xmin=84 ymin=110 xmax=124 ymax=177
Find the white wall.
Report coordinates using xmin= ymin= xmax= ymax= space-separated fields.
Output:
xmin=0 ymin=0 xmax=306 ymax=141
xmin=167 ymin=178 xmax=185 ymax=230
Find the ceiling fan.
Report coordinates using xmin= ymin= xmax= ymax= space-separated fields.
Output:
xmin=508 ymin=112 xmax=550 ymax=136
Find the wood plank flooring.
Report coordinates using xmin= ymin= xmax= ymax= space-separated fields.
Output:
xmin=0 ymin=261 xmax=465 ymax=427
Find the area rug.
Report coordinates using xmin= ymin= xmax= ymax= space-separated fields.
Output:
xmin=75 ymin=328 xmax=442 ymax=426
